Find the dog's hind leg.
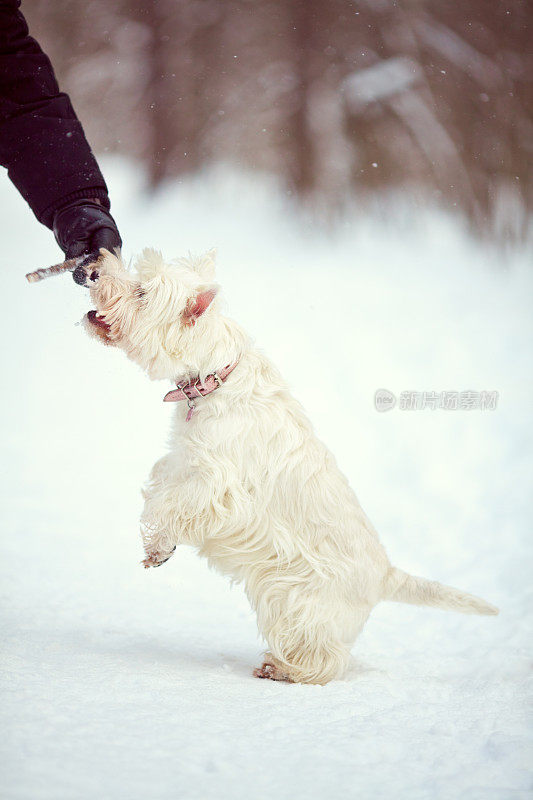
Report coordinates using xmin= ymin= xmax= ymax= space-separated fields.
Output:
xmin=256 ymin=627 xmax=350 ymax=685
xmin=255 ymin=594 xmax=370 ymax=685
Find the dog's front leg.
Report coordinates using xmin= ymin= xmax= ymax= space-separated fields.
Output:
xmin=140 ymin=501 xmax=178 ymax=568
xmin=141 ymin=547 xmax=176 ymax=569
xmin=140 ymin=456 xmax=207 ymax=568
xmin=140 ymin=455 xmax=185 ymax=568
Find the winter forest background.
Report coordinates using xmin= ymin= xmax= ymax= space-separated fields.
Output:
xmin=1 ymin=3 xmax=532 ymax=799
xmin=25 ymin=0 xmax=532 ymax=239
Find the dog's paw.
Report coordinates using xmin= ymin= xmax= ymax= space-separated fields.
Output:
xmin=141 ymin=546 xmax=176 ymax=568
xmin=253 ymin=661 xmax=292 ymax=682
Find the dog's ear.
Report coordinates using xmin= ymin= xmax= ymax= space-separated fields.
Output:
xmin=193 ymin=249 xmax=217 ymax=281
xmin=182 ymin=285 xmax=218 ymax=326
xmin=135 ymin=248 xmax=166 ymax=281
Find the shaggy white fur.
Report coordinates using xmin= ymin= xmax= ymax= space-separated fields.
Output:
xmin=84 ymin=248 xmax=498 ymax=685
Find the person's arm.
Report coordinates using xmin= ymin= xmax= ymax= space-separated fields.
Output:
xmin=0 ymin=0 xmax=121 ymax=258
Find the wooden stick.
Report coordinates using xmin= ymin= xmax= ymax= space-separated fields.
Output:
xmin=25 ymin=252 xmax=100 ymax=284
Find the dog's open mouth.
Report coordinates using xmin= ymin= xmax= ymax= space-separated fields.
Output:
xmin=85 ymin=309 xmax=115 ymax=346
xmin=87 ymin=310 xmax=111 ymax=331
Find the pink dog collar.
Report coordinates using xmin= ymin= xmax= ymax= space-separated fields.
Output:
xmin=163 ymin=361 xmax=239 ymax=421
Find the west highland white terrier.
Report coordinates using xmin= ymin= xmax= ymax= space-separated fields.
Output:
xmin=83 ymin=248 xmax=498 ymax=684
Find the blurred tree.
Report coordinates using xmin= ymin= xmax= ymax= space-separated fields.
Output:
xmin=22 ymin=0 xmax=532 ymax=237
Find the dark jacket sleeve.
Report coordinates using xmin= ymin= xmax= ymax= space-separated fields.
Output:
xmin=0 ymin=0 xmax=110 ymax=228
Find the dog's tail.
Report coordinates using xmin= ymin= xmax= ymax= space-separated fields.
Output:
xmin=382 ymin=567 xmax=499 ymax=616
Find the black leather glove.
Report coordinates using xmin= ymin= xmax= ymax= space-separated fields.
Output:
xmin=53 ymin=199 xmax=122 ymax=262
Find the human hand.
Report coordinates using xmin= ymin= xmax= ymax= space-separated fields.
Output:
xmin=53 ymin=199 xmax=122 ymax=279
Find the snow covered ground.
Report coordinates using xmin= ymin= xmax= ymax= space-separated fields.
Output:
xmin=0 ymin=160 xmax=531 ymax=799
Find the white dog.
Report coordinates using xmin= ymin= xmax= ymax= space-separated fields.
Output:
xmin=83 ymin=248 xmax=498 ymax=684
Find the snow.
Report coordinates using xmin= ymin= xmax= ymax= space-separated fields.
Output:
xmin=0 ymin=160 xmax=532 ymax=799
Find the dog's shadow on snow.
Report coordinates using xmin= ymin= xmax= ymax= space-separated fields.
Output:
xmin=53 ymin=625 xmax=385 ymax=685
xmin=62 ymin=626 xmax=260 ymax=681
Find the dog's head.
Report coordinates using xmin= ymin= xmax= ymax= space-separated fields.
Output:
xmin=84 ymin=248 xmax=220 ymax=379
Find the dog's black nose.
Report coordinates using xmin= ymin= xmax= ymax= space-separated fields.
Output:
xmin=72 ymin=265 xmax=88 ymax=286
